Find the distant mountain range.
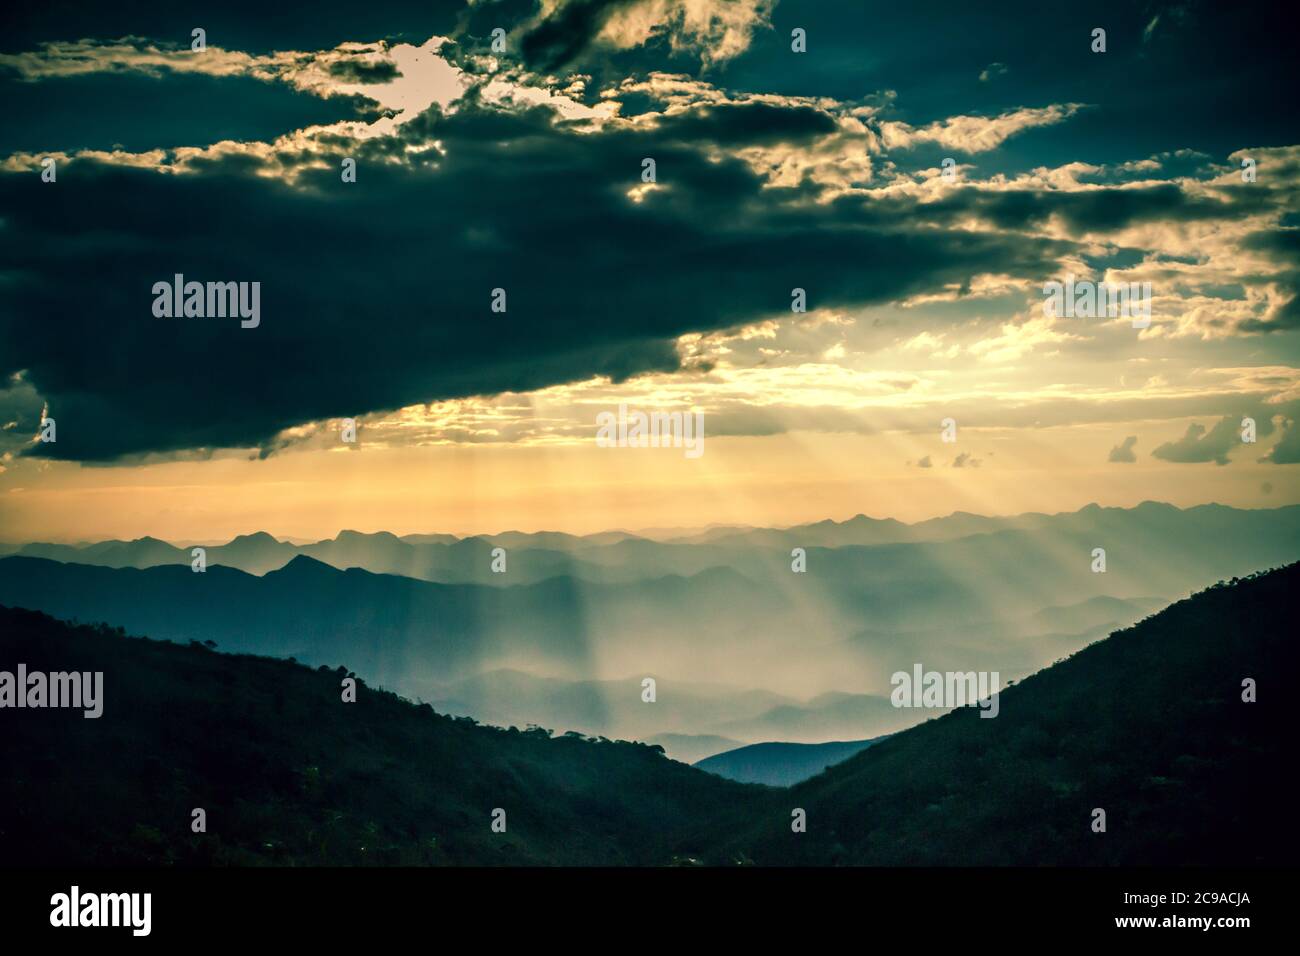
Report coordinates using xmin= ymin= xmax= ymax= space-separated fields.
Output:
xmin=428 ymin=669 xmax=912 ymax=759
xmin=0 ymin=552 xmax=1195 ymax=748
xmin=4 ymin=502 xmax=1296 ymax=589
xmin=1 ymin=502 xmax=1295 ymax=746
xmin=0 ymin=552 xmax=923 ymax=753
xmin=2 ymin=562 xmax=1294 ymax=865
xmin=695 ymin=738 xmax=884 ymax=786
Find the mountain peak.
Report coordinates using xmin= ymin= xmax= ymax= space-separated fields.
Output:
xmin=333 ymin=529 xmax=401 ymax=542
xmin=268 ymin=554 xmax=337 ymax=577
xmin=229 ymin=531 xmax=279 ymax=544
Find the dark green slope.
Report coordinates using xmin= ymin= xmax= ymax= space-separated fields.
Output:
xmin=0 ymin=606 xmax=756 ymax=866
xmin=693 ymin=563 xmax=1298 ymax=865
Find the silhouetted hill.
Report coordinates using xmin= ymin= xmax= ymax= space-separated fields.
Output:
xmin=0 ymin=605 xmax=753 ymax=866
xmin=691 ymin=563 xmax=1299 ymax=865
xmin=696 ymin=738 xmax=883 ymax=787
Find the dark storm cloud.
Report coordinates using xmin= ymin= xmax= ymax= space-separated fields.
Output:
xmin=3 ymin=1 xmax=1296 ymax=462
xmin=0 ymin=376 xmax=45 ymax=455
xmin=919 ymin=181 xmax=1273 ymax=235
xmin=517 ymin=0 xmax=636 ymax=73
xmin=650 ymin=101 xmax=837 ymax=145
xmin=1243 ymin=229 xmax=1300 ymax=259
xmin=1 ymin=97 xmax=1075 ymax=461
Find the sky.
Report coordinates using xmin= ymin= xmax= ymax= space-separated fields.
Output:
xmin=1 ymin=0 xmax=1298 ymax=541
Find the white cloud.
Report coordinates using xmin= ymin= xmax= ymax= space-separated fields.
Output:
xmin=879 ymin=104 xmax=1085 ymax=153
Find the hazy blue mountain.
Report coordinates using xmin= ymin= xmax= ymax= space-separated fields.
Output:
xmin=429 ymin=670 xmax=917 ymax=752
xmin=695 ymin=738 xmax=884 ymax=787
xmin=430 ymin=669 xmax=793 ymax=745
xmin=18 ymin=536 xmax=185 ymax=568
xmin=397 ymin=533 xmax=460 ymax=545
xmin=1029 ymin=595 xmax=1165 ymax=633
xmin=0 ymin=552 xmax=942 ymax=743
xmin=688 ymin=501 xmax=1300 ymax=551
xmin=2 ymin=500 xmax=1297 ymax=715
xmin=2 ymin=563 xmax=1293 ymax=866
xmin=207 ymin=531 xmax=300 ymax=574
xmin=0 ymin=556 xmax=792 ymax=699
xmin=711 ymin=692 xmax=918 ymax=743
